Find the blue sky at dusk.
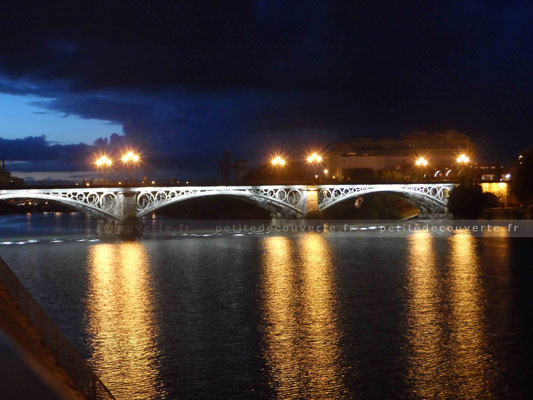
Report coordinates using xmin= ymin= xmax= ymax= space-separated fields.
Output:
xmin=0 ymin=92 xmax=122 ymax=143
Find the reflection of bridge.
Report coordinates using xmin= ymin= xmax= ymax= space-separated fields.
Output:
xmin=0 ymin=183 xmax=455 ymax=220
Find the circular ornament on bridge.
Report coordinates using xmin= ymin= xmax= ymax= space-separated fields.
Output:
xmin=318 ymin=190 xmax=330 ymax=203
xmin=276 ymin=189 xmax=287 ymax=201
xmin=87 ymin=193 xmax=99 ymax=205
xmin=287 ymin=189 xmax=302 ymax=206
xmin=155 ymin=191 xmax=168 ymax=202
xmin=99 ymin=193 xmax=118 ymax=211
xmin=137 ymin=192 xmax=155 ymax=209
xmin=76 ymin=193 xmax=86 ymax=201
xmin=333 ymin=188 xmax=343 ymax=197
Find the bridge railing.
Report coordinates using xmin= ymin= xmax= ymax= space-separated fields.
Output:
xmin=3 ymin=179 xmax=463 ymax=190
xmin=0 ymin=257 xmax=115 ymax=400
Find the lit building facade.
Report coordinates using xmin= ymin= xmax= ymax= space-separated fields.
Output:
xmin=328 ymin=130 xmax=474 ymax=180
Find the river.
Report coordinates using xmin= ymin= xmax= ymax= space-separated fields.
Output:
xmin=0 ymin=213 xmax=531 ymax=399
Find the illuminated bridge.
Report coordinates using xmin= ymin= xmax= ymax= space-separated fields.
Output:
xmin=0 ymin=183 xmax=455 ymax=220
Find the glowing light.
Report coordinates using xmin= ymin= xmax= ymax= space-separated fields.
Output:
xmin=323 ymin=169 xmax=329 ymax=175
xmin=415 ymin=157 xmax=428 ymax=167
xmin=457 ymin=154 xmax=470 ymax=164
xmin=307 ymin=152 xmax=323 ymax=163
xmin=95 ymin=155 xmax=113 ymax=167
xmin=121 ymin=151 xmax=140 ymax=163
xmin=271 ymin=156 xmax=286 ymax=166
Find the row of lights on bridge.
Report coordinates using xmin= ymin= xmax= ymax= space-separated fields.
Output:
xmin=93 ymin=150 xmax=472 ymax=184
xmin=271 ymin=152 xmax=329 ymax=176
xmin=271 ymin=152 xmax=472 ymax=175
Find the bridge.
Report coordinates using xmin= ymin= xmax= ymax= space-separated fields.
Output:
xmin=0 ymin=183 xmax=455 ymax=220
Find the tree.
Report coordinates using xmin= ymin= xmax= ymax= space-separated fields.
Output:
xmin=511 ymin=148 xmax=533 ymax=203
xmin=447 ymin=181 xmax=488 ymax=218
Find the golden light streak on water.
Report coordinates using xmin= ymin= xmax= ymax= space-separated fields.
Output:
xmin=87 ymin=242 xmax=165 ymax=400
xmin=298 ymin=233 xmax=346 ymax=398
xmin=406 ymin=231 xmax=447 ymax=398
xmin=448 ymin=231 xmax=494 ymax=399
xmin=261 ymin=236 xmax=299 ymax=397
xmin=261 ymin=234 xmax=345 ymax=399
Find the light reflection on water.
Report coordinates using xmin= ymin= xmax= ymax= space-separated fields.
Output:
xmin=406 ymin=231 xmax=448 ymax=398
xmin=447 ymin=231 xmax=495 ymax=399
xmin=0 ymin=215 xmax=526 ymax=399
xmin=87 ymin=242 xmax=166 ymax=400
xmin=406 ymin=230 xmax=502 ymax=399
xmin=261 ymin=234 xmax=346 ymax=398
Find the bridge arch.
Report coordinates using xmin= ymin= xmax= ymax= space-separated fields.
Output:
xmin=318 ymin=184 xmax=453 ymax=214
xmin=0 ymin=191 xmax=120 ymax=220
xmin=134 ymin=186 xmax=306 ymax=218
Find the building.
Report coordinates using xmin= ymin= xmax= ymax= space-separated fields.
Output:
xmin=328 ymin=130 xmax=474 ymax=180
xmin=0 ymin=160 xmax=24 ymax=186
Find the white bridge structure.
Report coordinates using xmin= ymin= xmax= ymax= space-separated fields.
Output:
xmin=0 ymin=183 xmax=455 ymax=220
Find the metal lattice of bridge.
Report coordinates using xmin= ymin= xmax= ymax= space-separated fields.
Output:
xmin=1 ymin=183 xmax=455 ymax=220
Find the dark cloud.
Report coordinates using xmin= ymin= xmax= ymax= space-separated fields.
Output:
xmin=1 ymin=0 xmax=533 ymax=176
xmin=0 ymin=135 xmax=91 ymax=170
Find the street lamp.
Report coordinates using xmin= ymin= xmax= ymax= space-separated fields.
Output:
xmin=271 ymin=155 xmax=286 ymax=182
xmin=271 ymin=155 xmax=286 ymax=166
xmin=307 ymin=152 xmax=323 ymax=163
xmin=122 ymin=151 xmax=141 ymax=185
xmin=94 ymin=155 xmax=113 ymax=185
xmin=456 ymin=154 xmax=470 ymax=164
xmin=415 ymin=157 xmax=428 ymax=167
xmin=307 ymin=152 xmax=324 ymax=182
xmin=414 ymin=157 xmax=429 ymax=181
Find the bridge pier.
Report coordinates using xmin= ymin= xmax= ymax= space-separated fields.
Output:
xmin=304 ymin=187 xmax=319 ymax=216
xmin=116 ymin=191 xmax=138 ymax=221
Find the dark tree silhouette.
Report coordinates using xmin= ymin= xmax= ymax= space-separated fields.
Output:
xmin=511 ymin=148 xmax=533 ymax=203
xmin=448 ymin=181 xmax=488 ymax=218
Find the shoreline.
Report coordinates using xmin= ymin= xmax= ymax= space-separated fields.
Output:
xmin=0 ymin=279 xmax=84 ymax=399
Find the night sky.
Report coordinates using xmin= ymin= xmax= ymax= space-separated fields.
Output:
xmin=1 ymin=1 xmax=532 ymax=180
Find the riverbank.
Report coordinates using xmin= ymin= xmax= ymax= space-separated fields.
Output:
xmin=0 ymin=280 xmax=84 ymax=399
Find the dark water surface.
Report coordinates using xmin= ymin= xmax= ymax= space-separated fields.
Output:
xmin=0 ymin=214 xmax=532 ymax=399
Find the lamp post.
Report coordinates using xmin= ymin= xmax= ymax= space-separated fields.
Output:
xmin=456 ymin=153 xmax=472 ymax=181
xmin=415 ymin=157 xmax=429 ymax=181
xmin=121 ymin=151 xmax=140 ymax=185
xmin=271 ymin=156 xmax=286 ymax=182
xmin=95 ymin=155 xmax=112 ymax=185
xmin=307 ymin=152 xmax=323 ymax=182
